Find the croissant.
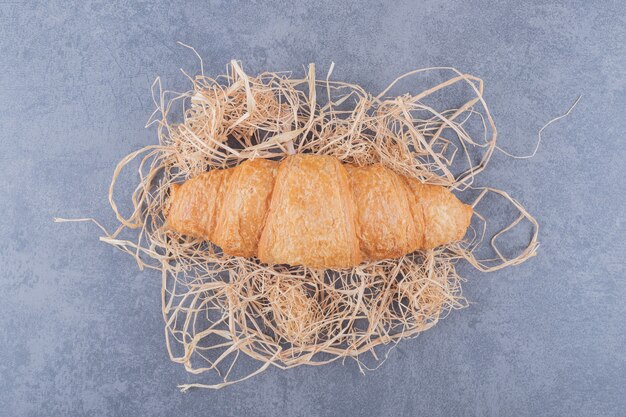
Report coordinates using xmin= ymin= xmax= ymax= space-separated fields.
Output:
xmin=166 ymin=154 xmax=473 ymax=269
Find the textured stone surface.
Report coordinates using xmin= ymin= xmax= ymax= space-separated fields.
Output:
xmin=1 ymin=1 xmax=624 ymax=416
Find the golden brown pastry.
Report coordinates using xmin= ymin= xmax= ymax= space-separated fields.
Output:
xmin=167 ymin=169 xmax=231 ymax=240
xmin=403 ymin=179 xmax=474 ymax=249
xmin=212 ymin=159 xmax=278 ymax=257
xmin=347 ymin=164 xmax=421 ymax=260
xmin=167 ymin=159 xmax=277 ymax=257
xmin=166 ymin=154 xmax=473 ymax=269
xmin=258 ymin=155 xmax=361 ymax=268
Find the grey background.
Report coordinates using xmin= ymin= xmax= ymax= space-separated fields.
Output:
xmin=1 ymin=1 xmax=624 ymax=416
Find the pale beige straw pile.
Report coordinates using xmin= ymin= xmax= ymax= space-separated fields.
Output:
xmin=57 ymin=48 xmax=561 ymax=390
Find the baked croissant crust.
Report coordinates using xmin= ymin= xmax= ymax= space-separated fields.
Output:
xmin=166 ymin=154 xmax=473 ymax=269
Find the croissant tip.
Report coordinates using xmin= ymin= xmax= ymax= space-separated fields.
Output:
xmin=463 ymin=203 xmax=474 ymax=230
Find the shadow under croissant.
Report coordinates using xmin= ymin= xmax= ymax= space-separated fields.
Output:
xmin=56 ymin=49 xmax=578 ymax=390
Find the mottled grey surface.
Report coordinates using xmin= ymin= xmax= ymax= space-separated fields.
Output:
xmin=1 ymin=1 xmax=625 ymax=416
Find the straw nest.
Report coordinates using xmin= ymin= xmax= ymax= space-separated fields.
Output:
xmin=59 ymin=47 xmax=546 ymax=390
